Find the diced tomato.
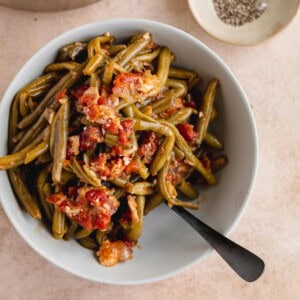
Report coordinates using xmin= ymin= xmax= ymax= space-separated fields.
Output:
xmin=120 ymin=119 xmax=134 ymax=132
xmin=103 ymin=119 xmax=119 ymax=134
xmin=137 ymin=131 xmax=159 ymax=163
xmin=55 ymin=88 xmax=67 ymax=101
xmin=176 ymin=123 xmax=198 ymax=143
xmin=119 ymin=132 xmax=128 ymax=146
xmin=68 ymin=186 xmax=79 ymax=197
xmin=125 ymin=160 xmax=140 ymax=174
xmin=80 ymin=126 xmax=103 ymax=151
xmin=97 ymin=97 xmax=107 ymax=105
xmin=111 ymin=146 xmax=123 ymax=156
xmin=71 ymin=84 xmax=89 ymax=101
xmin=85 ymin=189 xmax=108 ymax=206
xmin=112 ymin=72 xmax=142 ymax=95
xmin=162 ymin=98 xmax=184 ymax=117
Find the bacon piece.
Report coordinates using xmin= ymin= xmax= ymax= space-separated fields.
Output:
xmin=80 ymin=126 xmax=103 ymax=151
xmin=97 ymin=240 xmax=133 ymax=267
xmin=137 ymin=131 xmax=159 ymax=164
xmin=127 ymin=195 xmax=139 ymax=223
xmin=176 ymin=123 xmax=198 ymax=144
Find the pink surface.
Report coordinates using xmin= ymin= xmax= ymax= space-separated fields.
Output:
xmin=0 ymin=1 xmax=299 ymax=299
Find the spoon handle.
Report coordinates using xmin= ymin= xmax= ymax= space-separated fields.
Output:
xmin=171 ymin=205 xmax=265 ymax=282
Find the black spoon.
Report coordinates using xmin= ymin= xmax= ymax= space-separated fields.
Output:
xmin=171 ymin=205 xmax=265 ymax=282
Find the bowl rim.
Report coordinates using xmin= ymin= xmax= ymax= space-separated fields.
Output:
xmin=187 ymin=0 xmax=300 ymax=46
xmin=0 ymin=18 xmax=259 ymax=285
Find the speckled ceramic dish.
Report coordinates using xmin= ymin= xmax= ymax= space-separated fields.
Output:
xmin=0 ymin=19 xmax=258 ymax=284
xmin=188 ymin=0 xmax=300 ymax=46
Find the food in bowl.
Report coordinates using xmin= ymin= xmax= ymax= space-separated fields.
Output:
xmin=0 ymin=32 xmax=227 ymax=267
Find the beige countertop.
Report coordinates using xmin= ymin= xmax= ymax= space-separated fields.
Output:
xmin=0 ymin=1 xmax=299 ymax=299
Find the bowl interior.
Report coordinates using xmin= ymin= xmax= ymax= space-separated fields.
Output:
xmin=188 ymin=0 xmax=300 ymax=46
xmin=0 ymin=19 xmax=258 ymax=284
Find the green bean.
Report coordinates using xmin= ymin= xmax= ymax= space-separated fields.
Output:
xmin=12 ymin=130 xmax=25 ymax=144
xmin=154 ymin=47 xmax=171 ymax=93
xmin=204 ymin=132 xmax=224 ymax=150
xmin=83 ymin=53 xmax=104 ymax=76
xmin=110 ymin=177 xmax=127 ymax=188
xmin=57 ymin=41 xmax=87 ymax=62
xmin=8 ymin=169 xmax=41 ymax=219
xmin=168 ymin=67 xmax=200 ymax=89
xmin=77 ymin=237 xmax=98 ymax=251
xmin=102 ymin=61 xmax=114 ymax=88
xmin=104 ymin=133 xmax=119 ymax=147
xmin=95 ymin=230 xmax=107 ymax=245
xmin=28 ymin=83 xmax=52 ymax=99
xmin=135 ymin=47 xmax=161 ymax=62
xmin=37 ymin=166 xmax=53 ymax=221
xmin=8 ymin=94 xmax=20 ymax=149
xmin=52 ymin=102 xmax=70 ymax=184
xmin=133 ymin=119 xmax=173 ymax=137
xmin=60 ymin=170 xmax=76 ymax=185
xmin=161 ymin=121 xmax=217 ymax=185
xmin=127 ymin=195 xmax=145 ymax=240
xmin=93 ymin=35 xmax=115 ymax=54
xmin=116 ymin=33 xmax=151 ymax=67
xmin=165 ymin=107 xmax=193 ymax=125
xmin=177 ymin=179 xmax=199 ymax=199
xmin=44 ymin=62 xmax=80 ymax=73
xmin=122 ymin=105 xmax=134 ymax=118
xmin=144 ymin=192 xmax=164 ymax=215
xmin=116 ymin=94 xmax=137 ymax=110
xmin=211 ymin=155 xmax=228 ymax=172
xmin=166 ymin=79 xmax=188 ymax=95
xmin=126 ymin=182 xmax=154 ymax=195
xmin=136 ymin=157 xmax=150 ymax=179
xmin=90 ymin=73 xmax=101 ymax=89
xmin=0 ymin=127 xmax=50 ymax=170
xmin=69 ymin=157 xmax=101 ymax=187
xmin=52 ymin=207 xmax=66 ymax=239
xmin=210 ymin=106 xmax=218 ymax=121
xmin=173 ymin=145 xmax=185 ymax=160
xmin=108 ymin=44 xmax=127 ymax=56
xmin=74 ymin=228 xmax=95 ymax=239
xmin=150 ymin=135 xmax=175 ymax=176
xmin=24 ymin=141 xmax=49 ymax=164
xmin=64 ymin=221 xmax=78 ymax=241
xmin=196 ymin=78 xmax=218 ymax=145
xmin=18 ymin=64 xmax=84 ymax=130
xmin=19 ymin=92 xmax=29 ymax=118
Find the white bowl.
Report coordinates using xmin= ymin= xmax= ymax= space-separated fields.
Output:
xmin=0 ymin=19 xmax=258 ymax=284
xmin=188 ymin=0 xmax=300 ymax=46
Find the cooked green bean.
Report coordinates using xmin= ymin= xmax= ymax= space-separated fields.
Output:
xmin=37 ymin=166 xmax=53 ymax=221
xmin=64 ymin=221 xmax=78 ymax=241
xmin=173 ymin=145 xmax=185 ymax=160
xmin=110 ymin=177 xmax=127 ymax=188
xmin=166 ymin=79 xmax=188 ymax=95
xmin=155 ymin=47 xmax=171 ymax=93
xmin=24 ymin=141 xmax=49 ymax=164
xmin=44 ymin=62 xmax=80 ymax=73
xmin=126 ymin=182 xmax=154 ymax=195
xmin=8 ymin=169 xmax=41 ymax=219
xmin=116 ymin=33 xmax=151 ymax=67
xmin=122 ymin=105 xmax=134 ymax=118
xmin=83 ymin=53 xmax=104 ymax=76
xmin=165 ymin=107 xmax=193 ymax=125
xmin=133 ymin=119 xmax=173 ymax=137
xmin=102 ymin=61 xmax=114 ymax=88
xmin=108 ymin=44 xmax=127 ymax=56
xmin=168 ymin=67 xmax=200 ymax=89
xmin=77 ymin=237 xmax=98 ymax=251
xmin=127 ymin=195 xmax=145 ymax=240
xmin=17 ymin=64 xmax=84 ymax=130
xmin=211 ymin=155 xmax=228 ymax=172
xmin=8 ymin=94 xmax=20 ymax=149
xmin=177 ymin=179 xmax=199 ymax=199
xmin=0 ymin=127 xmax=50 ymax=170
xmin=19 ymin=92 xmax=29 ymax=118
xmin=152 ymin=89 xmax=184 ymax=114
xmin=204 ymin=132 xmax=224 ymax=150
xmin=90 ymin=73 xmax=101 ymax=89
xmin=52 ymin=207 xmax=66 ymax=239
xmin=136 ymin=47 xmax=161 ymax=62
xmin=136 ymin=157 xmax=150 ymax=179
xmin=74 ymin=228 xmax=95 ymax=239
xmin=95 ymin=230 xmax=107 ymax=245
xmin=104 ymin=133 xmax=119 ymax=147
xmin=69 ymin=157 xmax=101 ymax=187
xmin=52 ymin=102 xmax=70 ymax=184
xmin=196 ymin=78 xmax=218 ymax=145
xmin=210 ymin=105 xmax=218 ymax=121
xmin=144 ymin=192 xmax=164 ymax=215
xmin=150 ymin=135 xmax=175 ymax=176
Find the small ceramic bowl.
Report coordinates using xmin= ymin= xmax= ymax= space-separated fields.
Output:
xmin=0 ymin=19 xmax=258 ymax=284
xmin=188 ymin=0 xmax=300 ymax=46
